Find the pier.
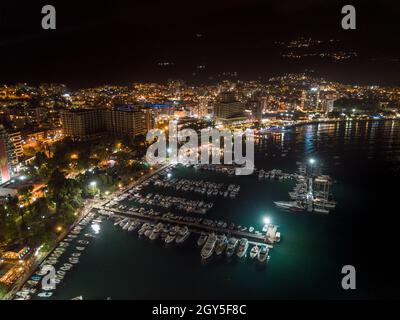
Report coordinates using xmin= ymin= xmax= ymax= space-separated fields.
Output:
xmin=95 ymin=206 xmax=274 ymax=248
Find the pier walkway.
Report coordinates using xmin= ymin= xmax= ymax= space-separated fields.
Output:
xmin=95 ymin=206 xmax=274 ymax=248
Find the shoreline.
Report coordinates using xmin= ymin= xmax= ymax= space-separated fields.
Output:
xmin=3 ymin=163 xmax=170 ymax=300
xmin=289 ymin=117 xmax=399 ymax=128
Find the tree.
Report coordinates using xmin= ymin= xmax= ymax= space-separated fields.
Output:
xmin=18 ymin=186 xmax=33 ymax=207
xmin=23 ymin=146 xmax=37 ymax=157
xmin=0 ymin=201 xmax=20 ymax=242
xmin=33 ymin=151 xmax=48 ymax=168
xmin=48 ymin=169 xmax=67 ymax=201
xmin=0 ymin=283 xmax=9 ymax=299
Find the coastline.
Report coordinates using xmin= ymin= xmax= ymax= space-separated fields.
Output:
xmin=3 ymin=163 xmax=170 ymax=300
xmin=288 ymin=117 xmax=399 ymax=128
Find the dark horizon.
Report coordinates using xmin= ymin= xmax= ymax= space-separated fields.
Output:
xmin=1 ymin=0 xmax=400 ymax=87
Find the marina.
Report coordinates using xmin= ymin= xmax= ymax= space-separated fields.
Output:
xmin=152 ymin=177 xmax=241 ymax=198
xmin=13 ymin=120 xmax=396 ymax=300
xmin=98 ymin=207 xmax=278 ymax=246
xmin=99 ymin=164 xmax=281 ymax=246
xmin=273 ymin=161 xmax=336 ymax=214
xmin=14 ymin=210 xmax=101 ymax=300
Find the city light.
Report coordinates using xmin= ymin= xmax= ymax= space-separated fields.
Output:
xmin=91 ymin=223 xmax=101 ymax=234
xmin=0 ymin=2 xmax=399 ymax=302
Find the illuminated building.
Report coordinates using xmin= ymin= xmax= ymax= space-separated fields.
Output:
xmin=103 ymin=105 xmax=154 ymax=136
xmin=214 ymin=92 xmax=245 ymax=120
xmin=60 ymin=109 xmax=103 ymax=140
xmin=61 ymin=106 xmax=154 ymax=140
xmin=0 ymin=125 xmax=17 ymax=184
xmin=7 ymin=131 xmax=23 ymax=162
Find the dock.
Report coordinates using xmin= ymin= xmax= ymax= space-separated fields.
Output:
xmin=95 ymin=206 xmax=274 ymax=248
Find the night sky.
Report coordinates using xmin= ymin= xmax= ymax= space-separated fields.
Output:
xmin=1 ymin=0 xmax=400 ymax=87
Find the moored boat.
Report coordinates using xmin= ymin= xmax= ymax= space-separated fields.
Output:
xmin=257 ymin=245 xmax=269 ymax=263
xmin=225 ymin=237 xmax=238 ymax=258
xmin=236 ymin=238 xmax=249 ymax=258
xmin=197 ymin=233 xmax=208 ymax=247
xmin=214 ymin=234 xmax=227 ymax=256
xmin=176 ymin=226 xmax=190 ymax=244
xmin=249 ymin=245 xmax=259 ymax=259
xmin=201 ymin=233 xmax=217 ymax=260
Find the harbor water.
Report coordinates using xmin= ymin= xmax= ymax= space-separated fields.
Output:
xmin=42 ymin=120 xmax=400 ymax=299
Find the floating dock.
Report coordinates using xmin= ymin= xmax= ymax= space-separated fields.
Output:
xmin=95 ymin=206 xmax=274 ymax=248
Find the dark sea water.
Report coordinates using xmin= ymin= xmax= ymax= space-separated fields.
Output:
xmin=43 ymin=120 xmax=400 ymax=300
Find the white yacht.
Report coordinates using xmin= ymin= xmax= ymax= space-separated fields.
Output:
xmin=127 ymin=221 xmax=136 ymax=232
xmin=118 ymin=218 xmax=129 ymax=227
xmin=176 ymin=226 xmax=190 ymax=244
xmin=37 ymin=292 xmax=53 ymax=298
xmin=149 ymin=224 xmax=162 ymax=241
xmin=201 ymin=233 xmax=217 ymax=260
xmin=164 ymin=230 xmax=177 ymax=244
xmin=236 ymin=238 xmax=249 ymax=258
xmin=197 ymin=233 xmax=208 ymax=247
xmin=138 ymin=223 xmax=150 ymax=236
xmin=122 ymin=220 xmax=131 ymax=230
xmin=249 ymin=245 xmax=259 ymax=259
xmin=257 ymin=245 xmax=269 ymax=263
xmin=214 ymin=234 xmax=227 ymax=255
xmin=144 ymin=227 xmax=153 ymax=238
xmin=226 ymin=237 xmax=238 ymax=258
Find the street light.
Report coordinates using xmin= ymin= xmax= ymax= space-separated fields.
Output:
xmin=89 ymin=181 xmax=97 ymax=187
xmin=309 ymin=158 xmax=315 ymax=165
xmin=167 ymin=173 xmax=172 ymax=178
xmin=263 ymin=216 xmax=271 ymax=225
